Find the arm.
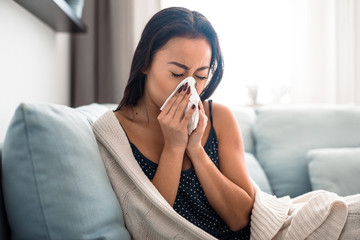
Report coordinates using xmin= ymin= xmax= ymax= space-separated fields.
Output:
xmin=187 ymin=102 xmax=254 ymax=231
xmin=152 ymin=84 xmax=196 ymax=206
xmin=151 ymin=147 xmax=183 ymax=206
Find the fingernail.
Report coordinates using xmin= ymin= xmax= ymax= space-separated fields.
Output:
xmin=178 ymin=85 xmax=183 ymax=93
xmin=198 ymin=104 xmax=201 ymax=110
xmin=195 ymin=82 xmax=197 ymax=89
xmin=192 ymin=104 xmax=195 ymax=109
xmin=183 ymin=82 xmax=188 ymax=91
xmin=187 ymin=86 xmax=191 ymax=94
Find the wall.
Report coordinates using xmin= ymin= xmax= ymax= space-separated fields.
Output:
xmin=0 ymin=0 xmax=71 ymax=142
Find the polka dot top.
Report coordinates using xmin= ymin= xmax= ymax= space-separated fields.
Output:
xmin=130 ymin=100 xmax=250 ymax=240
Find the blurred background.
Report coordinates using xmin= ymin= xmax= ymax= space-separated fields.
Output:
xmin=0 ymin=0 xmax=359 ymax=142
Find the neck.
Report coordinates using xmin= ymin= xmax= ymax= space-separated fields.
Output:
xmin=132 ymin=95 xmax=161 ymax=127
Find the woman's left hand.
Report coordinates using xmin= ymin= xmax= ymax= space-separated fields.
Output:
xmin=186 ymin=101 xmax=208 ymax=152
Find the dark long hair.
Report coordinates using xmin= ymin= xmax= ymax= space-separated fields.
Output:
xmin=116 ymin=7 xmax=224 ymax=110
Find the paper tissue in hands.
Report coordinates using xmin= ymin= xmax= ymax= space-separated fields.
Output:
xmin=160 ymin=76 xmax=200 ymax=135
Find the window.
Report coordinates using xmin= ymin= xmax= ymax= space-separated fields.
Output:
xmin=161 ymin=0 xmax=294 ymax=106
xmin=161 ymin=0 xmax=360 ymax=106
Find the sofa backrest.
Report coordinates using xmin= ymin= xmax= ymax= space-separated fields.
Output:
xmin=253 ymin=105 xmax=360 ymax=197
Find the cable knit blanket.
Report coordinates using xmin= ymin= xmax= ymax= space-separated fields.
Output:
xmin=251 ymin=185 xmax=349 ymax=239
xmin=93 ymin=110 xmax=359 ymax=240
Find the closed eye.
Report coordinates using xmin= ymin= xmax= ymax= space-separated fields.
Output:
xmin=196 ymin=75 xmax=208 ymax=80
xmin=171 ymin=72 xmax=207 ymax=80
xmin=171 ymin=72 xmax=184 ymax=78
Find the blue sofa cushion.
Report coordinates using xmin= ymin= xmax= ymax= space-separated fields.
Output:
xmin=253 ymin=106 xmax=360 ymax=197
xmin=0 ymin=143 xmax=11 ymax=240
xmin=244 ymin=153 xmax=272 ymax=194
xmin=307 ymin=148 xmax=360 ymax=197
xmin=2 ymin=103 xmax=130 ymax=239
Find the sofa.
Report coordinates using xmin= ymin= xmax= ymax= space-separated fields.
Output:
xmin=1 ymin=102 xmax=360 ymax=239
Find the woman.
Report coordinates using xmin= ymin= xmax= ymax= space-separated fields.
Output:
xmin=93 ymin=6 xmax=360 ymax=240
xmin=95 ymin=7 xmax=254 ymax=239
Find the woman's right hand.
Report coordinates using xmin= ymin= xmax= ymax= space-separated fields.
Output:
xmin=154 ymin=83 xmax=196 ymax=206
xmin=157 ymin=83 xmax=196 ymax=151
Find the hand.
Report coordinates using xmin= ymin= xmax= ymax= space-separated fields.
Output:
xmin=187 ymin=100 xmax=208 ymax=152
xmin=157 ymin=83 xmax=197 ymax=150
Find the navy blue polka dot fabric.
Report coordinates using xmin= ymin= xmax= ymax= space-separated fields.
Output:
xmin=130 ymin=101 xmax=250 ymax=239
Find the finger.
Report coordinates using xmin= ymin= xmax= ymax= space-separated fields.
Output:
xmin=168 ymin=83 xmax=189 ymax=118
xmin=198 ymin=106 xmax=208 ymax=126
xmin=198 ymin=100 xmax=205 ymax=114
xmin=182 ymin=103 xmax=197 ymax=125
xmin=162 ymin=83 xmax=186 ymax=114
xmin=193 ymin=107 xmax=208 ymax=135
xmin=174 ymin=86 xmax=192 ymax=120
xmin=197 ymin=101 xmax=208 ymax=127
xmin=190 ymin=111 xmax=202 ymax=134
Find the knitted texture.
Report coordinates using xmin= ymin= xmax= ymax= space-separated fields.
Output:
xmin=250 ymin=181 xmax=349 ymax=240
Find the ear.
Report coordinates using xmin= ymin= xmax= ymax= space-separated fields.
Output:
xmin=141 ymin=67 xmax=149 ymax=75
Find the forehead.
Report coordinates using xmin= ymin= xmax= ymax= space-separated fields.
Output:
xmin=157 ymin=37 xmax=212 ymax=64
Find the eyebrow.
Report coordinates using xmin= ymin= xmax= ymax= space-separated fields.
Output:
xmin=168 ymin=61 xmax=209 ymax=71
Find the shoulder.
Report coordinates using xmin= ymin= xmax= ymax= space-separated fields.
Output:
xmin=210 ymin=101 xmax=234 ymax=117
xmin=206 ymin=101 xmax=241 ymax=141
xmin=210 ymin=101 xmax=238 ymax=128
xmin=114 ymin=107 xmax=133 ymax=123
xmin=203 ymin=100 xmax=234 ymax=118
xmin=92 ymin=110 xmax=126 ymax=148
xmin=93 ymin=110 xmax=118 ymax=133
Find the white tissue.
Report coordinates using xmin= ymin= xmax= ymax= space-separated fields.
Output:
xmin=160 ymin=76 xmax=200 ymax=135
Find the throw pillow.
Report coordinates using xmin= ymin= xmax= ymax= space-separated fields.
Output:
xmin=253 ymin=106 xmax=360 ymax=197
xmin=307 ymin=148 xmax=360 ymax=196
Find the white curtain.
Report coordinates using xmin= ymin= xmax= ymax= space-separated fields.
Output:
xmin=335 ymin=0 xmax=360 ymax=104
xmin=290 ymin=0 xmax=360 ymax=105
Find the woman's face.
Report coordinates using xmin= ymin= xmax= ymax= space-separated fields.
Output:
xmin=144 ymin=37 xmax=212 ymax=108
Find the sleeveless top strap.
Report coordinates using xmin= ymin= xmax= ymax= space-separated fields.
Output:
xmin=208 ymin=100 xmax=214 ymax=126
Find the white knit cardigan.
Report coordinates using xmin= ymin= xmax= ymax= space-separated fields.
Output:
xmin=93 ymin=110 xmax=351 ymax=240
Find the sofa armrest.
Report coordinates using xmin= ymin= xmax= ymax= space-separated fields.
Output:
xmin=2 ymin=103 xmax=130 ymax=239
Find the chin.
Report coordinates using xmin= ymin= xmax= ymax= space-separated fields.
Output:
xmin=153 ymin=97 xmax=166 ymax=109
